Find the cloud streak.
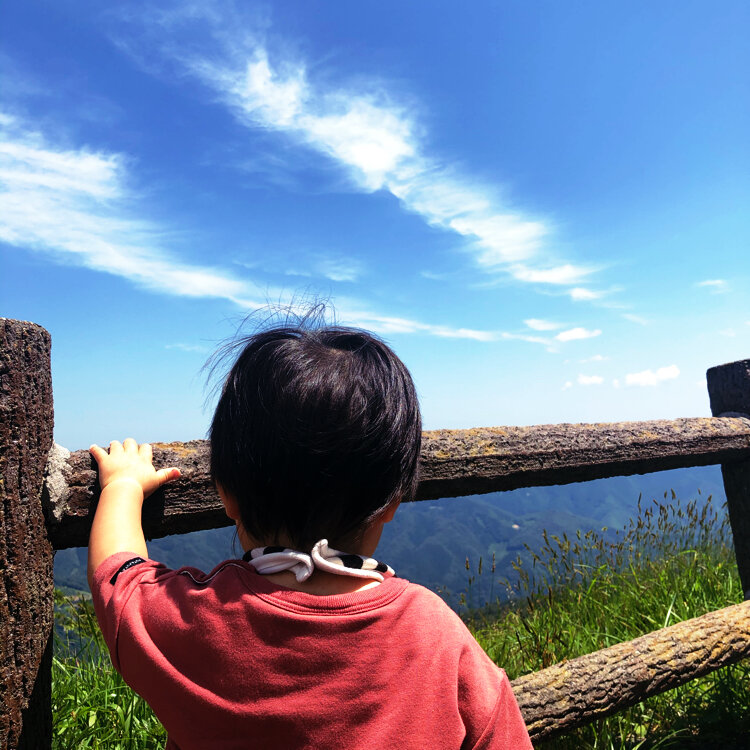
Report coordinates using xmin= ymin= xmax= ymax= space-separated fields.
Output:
xmin=625 ymin=365 xmax=680 ymax=387
xmin=578 ymin=374 xmax=604 ymax=386
xmin=141 ymin=14 xmax=594 ymax=291
xmin=568 ymin=287 xmax=603 ymax=301
xmin=0 ymin=113 xmax=263 ymax=305
xmin=696 ymin=279 xmax=728 ymax=294
xmin=555 ymin=327 xmax=602 ymax=342
xmin=0 ymin=112 xmax=511 ymax=343
xmin=524 ymin=318 xmax=563 ymax=331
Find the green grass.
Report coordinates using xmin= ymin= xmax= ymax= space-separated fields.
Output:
xmin=464 ymin=494 xmax=750 ymax=748
xmin=53 ymin=591 xmax=166 ymax=749
xmin=53 ymin=493 xmax=749 ymax=748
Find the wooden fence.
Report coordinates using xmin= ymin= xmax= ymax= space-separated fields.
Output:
xmin=2 ymin=318 xmax=749 ymax=747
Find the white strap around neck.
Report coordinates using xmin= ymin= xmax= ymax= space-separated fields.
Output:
xmin=243 ymin=539 xmax=394 ymax=583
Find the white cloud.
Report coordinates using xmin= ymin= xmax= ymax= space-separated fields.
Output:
xmin=0 ymin=114 xmax=263 ymax=305
xmin=166 ymin=342 xmax=209 ymax=353
xmin=580 ymin=354 xmax=607 ymax=363
xmin=562 ymin=381 xmax=573 ymax=391
xmin=569 ymin=287 xmax=604 ymax=301
xmin=284 ymin=256 xmax=363 ymax=282
xmin=613 ymin=378 xmax=620 ymax=388
xmin=316 ymin=257 xmax=362 ymax=282
xmin=697 ymin=279 xmax=728 ymax=293
xmin=625 ymin=365 xmax=680 ymax=387
xmin=510 ymin=264 xmax=594 ymax=285
xmin=0 ymin=113 xmax=501 ymax=343
xmin=555 ymin=327 xmax=602 ymax=342
xmin=622 ymin=313 xmax=648 ymax=325
xmin=524 ymin=318 xmax=563 ymax=331
xmin=420 ymin=270 xmax=448 ymax=281
xmin=340 ymin=309 xmax=498 ymax=341
xmin=720 ymin=328 xmax=736 ymax=338
xmin=142 ymin=16 xmax=594 ymax=290
xmin=500 ymin=332 xmax=552 ymax=346
xmin=577 ymin=374 xmax=604 ymax=386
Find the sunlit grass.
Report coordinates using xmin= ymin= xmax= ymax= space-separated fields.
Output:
xmin=464 ymin=494 xmax=750 ymax=748
xmin=52 ymin=591 xmax=166 ymax=749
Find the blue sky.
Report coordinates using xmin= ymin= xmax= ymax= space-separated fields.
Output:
xmin=2 ymin=0 xmax=748 ymax=450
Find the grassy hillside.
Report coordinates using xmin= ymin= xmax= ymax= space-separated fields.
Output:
xmin=52 ymin=488 xmax=747 ymax=748
xmin=464 ymin=495 xmax=749 ymax=747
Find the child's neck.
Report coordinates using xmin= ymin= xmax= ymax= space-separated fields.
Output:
xmin=241 ymin=523 xmax=387 ymax=596
xmin=260 ymin=569 xmax=382 ymax=595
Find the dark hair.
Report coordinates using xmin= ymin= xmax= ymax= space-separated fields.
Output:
xmin=210 ymin=325 xmax=422 ymax=550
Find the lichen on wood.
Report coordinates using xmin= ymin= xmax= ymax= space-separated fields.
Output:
xmin=45 ymin=417 xmax=750 ymax=550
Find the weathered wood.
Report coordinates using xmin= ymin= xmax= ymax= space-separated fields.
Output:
xmin=707 ymin=359 xmax=750 ymax=417
xmin=44 ymin=440 xmax=223 ymax=550
xmin=707 ymin=359 xmax=750 ymax=599
xmin=0 ymin=319 xmax=54 ymax=749
xmin=510 ymin=599 xmax=750 ymax=741
xmin=720 ymin=464 xmax=750 ymax=600
xmin=44 ymin=417 xmax=750 ymax=550
xmin=417 ymin=417 xmax=750 ymax=499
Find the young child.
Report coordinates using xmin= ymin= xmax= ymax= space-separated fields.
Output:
xmin=88 ymin=324 xmax=533 ymax=749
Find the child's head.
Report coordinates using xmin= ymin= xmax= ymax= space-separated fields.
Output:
xmin=210 ymin=325 xmax=422 ymax=551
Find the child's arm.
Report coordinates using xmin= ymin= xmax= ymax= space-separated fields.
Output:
xmin=87 ymin=438 xmax=180 ymax=588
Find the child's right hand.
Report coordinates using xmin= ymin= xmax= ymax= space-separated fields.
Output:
xmin=90 ymin=439 xmax=181 ymax=500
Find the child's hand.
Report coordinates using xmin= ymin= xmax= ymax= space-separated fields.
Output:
xmin=89 ymin=439 xmax=181 ymax=499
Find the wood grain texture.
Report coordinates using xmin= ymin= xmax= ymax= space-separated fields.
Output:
xmin=707 ymin=358 xmax=750 ymax=599
xmin=720 ymin=462 xmax=750 ymax=598
xmin=707 ymin=358 xmax=750 ymax=417
xmin=45 ymin=417 xmax=750 ymax=549
xmin=0 ymin=319 xmax=54 ymax=749
xmin=511 ymin=600 xmax=750 ymax=741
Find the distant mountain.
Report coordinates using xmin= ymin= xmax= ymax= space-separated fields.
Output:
xmin=54 ymin=465 xmax=727 ymax=608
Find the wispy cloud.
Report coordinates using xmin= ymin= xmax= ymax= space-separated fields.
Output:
xmin=569 ymin=287 xmax=605 ymax=301
xmin=625 ymin=365 xmax=680 ymax=387
xmin=697 ymin=279 xmax=728 ymax=294
xmin=420 ymin=270 xmax=448 ymax=281
xmin=500 ymin=332 xmax=552 ymax=346
xmin=577 ymin=374 xmax=604 ymax=386
xmin=555 ymin=327 xmax=602 ymax=342
xmin=125 ymin=11 xmax=595 ymax=291
xmin=0 ymin=112 xmax=505 ymax=343
xmin=524 ymin=318 xmax=563 ymax=331
xmin=283 ymin=255 xmax=364 ymax=282
xmin=0 ymin=112 xmax=263 ymax=305
xmin=622 ymin=313 xmax=648 ymax=325
xmin=580 ymin=354 xmax=607 ymax=363
xmin=316 ymin=258 xmax=362 ymax=282
xmin=166 ymin=342 xmax=210 ymax=353
xmin=339 ymin=308 xmax=499 ymax=342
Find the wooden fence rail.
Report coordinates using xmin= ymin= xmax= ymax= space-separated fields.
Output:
xmin=512 ymin=599 xmax=750 ymax=740
xmin=2 ymin=318 xmax=750 ymax=748
xmin=45 ymin=417 xmax=750 ymax=550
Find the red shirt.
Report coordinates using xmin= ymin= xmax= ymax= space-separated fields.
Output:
xmin=92 ymin=551 xmax=533 ymax=750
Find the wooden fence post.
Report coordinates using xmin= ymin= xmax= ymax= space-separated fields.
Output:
xmin=707 ymin=358 xmax=750 ymax=600
xmin=0 ymin=319 xmax=54 ymax=749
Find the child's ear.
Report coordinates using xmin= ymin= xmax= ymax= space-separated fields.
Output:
xmin=217 ymin=484 xmax=241 ymax=522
